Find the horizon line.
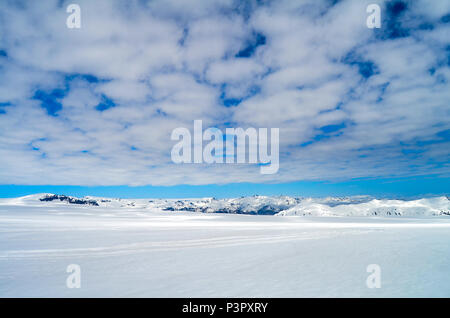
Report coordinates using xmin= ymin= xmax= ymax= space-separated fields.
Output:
xmin=1 ymin=175 xmax=449 ymax=199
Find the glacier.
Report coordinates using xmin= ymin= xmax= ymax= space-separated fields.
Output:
xmin=0 ymin=194 xmax=449 ymax=297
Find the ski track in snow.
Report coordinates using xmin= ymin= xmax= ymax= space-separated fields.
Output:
xmin=0 ymin=231 xmax=369 ymax=259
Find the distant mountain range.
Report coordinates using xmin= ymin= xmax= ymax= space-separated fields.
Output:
xmin=1 ymin=193 xmax=448 ymax=217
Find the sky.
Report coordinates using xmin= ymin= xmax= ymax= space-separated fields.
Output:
xmin=0 ymin=0 xmax=449 ymax=198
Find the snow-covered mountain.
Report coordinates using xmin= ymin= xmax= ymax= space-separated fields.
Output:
xmin=159 ymin=195 xmax=301 ymax=214
xmin=278 ymin=196 xmax=450 ymax=217
xmin=1 ymin=193 xmax=449 ymax=217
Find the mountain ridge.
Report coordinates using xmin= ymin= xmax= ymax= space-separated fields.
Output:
xmin=0 ymin=193 xmax=448 ymax=217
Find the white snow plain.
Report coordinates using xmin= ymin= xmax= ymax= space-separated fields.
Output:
xmin=0 ymin=194 xmax=449 ymax=297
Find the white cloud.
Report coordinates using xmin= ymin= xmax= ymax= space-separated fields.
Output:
xmin=0 ymin=0 xmax=449 ymax=186
xmin=206 ymin=59 xmax=265 ymax=84
xmin=95 ymin=80 xmax=150 ymax=102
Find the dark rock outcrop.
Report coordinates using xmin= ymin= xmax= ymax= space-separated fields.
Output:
xmin=40 ymin=194 xmax=99 ymax=206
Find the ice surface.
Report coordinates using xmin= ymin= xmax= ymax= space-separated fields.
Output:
xmin=0 ymin=195 xmax=449 ymax=297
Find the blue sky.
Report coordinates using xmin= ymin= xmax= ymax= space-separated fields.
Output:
xmin=1 ymin=176 xmax=449 ymax=199
xmin=0 ymin=0 xmax=449 ymax=198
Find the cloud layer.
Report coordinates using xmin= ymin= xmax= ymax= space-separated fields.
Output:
xmin=0 ymin=0 xmax=449 ymax=186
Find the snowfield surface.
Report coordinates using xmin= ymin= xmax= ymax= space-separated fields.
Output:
xmin=0 ymin=194 xmax=449 ymax=297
